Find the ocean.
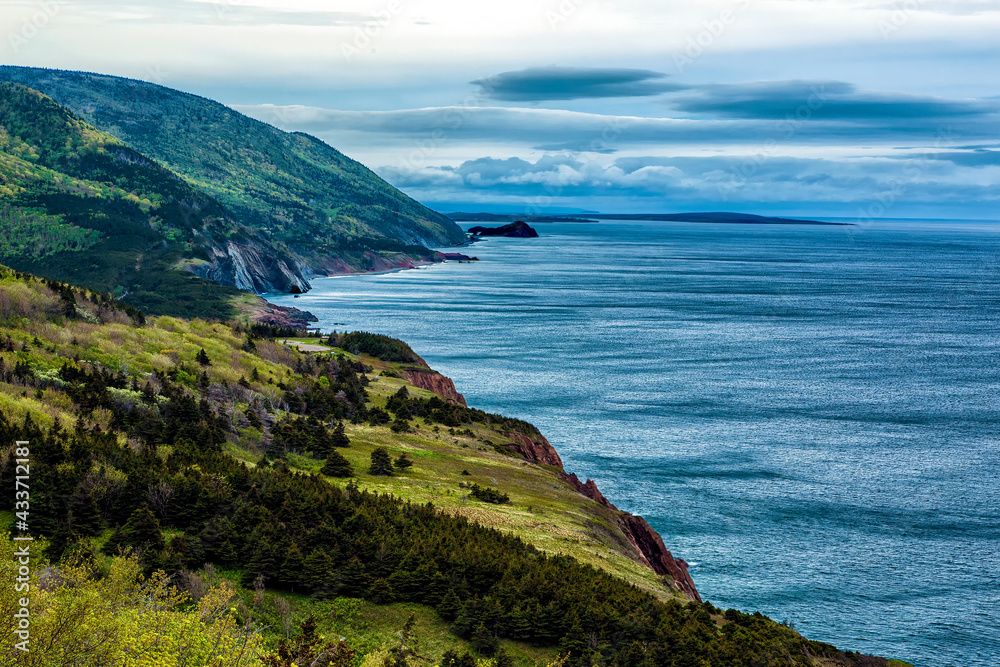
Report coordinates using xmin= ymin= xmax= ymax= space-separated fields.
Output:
xmin=265 ymin=219 xmax=1000 ymax=667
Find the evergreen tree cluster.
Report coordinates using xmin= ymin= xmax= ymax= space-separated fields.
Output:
xmin=462 ymin=483 xmax=510 ymax=505
xmin=0 ymin=399 xmax=879 ymax=667
xmin=385 ymin=386 xmax=540 ymax=437
xmin=328 ymin=331 xmax=421 ymax=364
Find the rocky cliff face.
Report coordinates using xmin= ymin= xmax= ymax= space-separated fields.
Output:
xmin=187 ymin=241 xmax=312 ymax=294
xmin=402 ymin=368 xmax=466 ymax=405
xmin=562 ymin=472 xmax=616 ymax=509
xmin=242 ymin=299 xmax=318 ymax=329
xmin=618 ymin=514 xmax=700 ymax=601
xmin=501 ymin=431 xmax=564 ymax=467
xmin=561 ymin=472 xmax=700 ymax=601
xmin=312 ymin=251 xmax=441 ymax=276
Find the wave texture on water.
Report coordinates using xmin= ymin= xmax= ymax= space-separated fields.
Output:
xmin=267 ymin=219 xmax=1000 ymax=667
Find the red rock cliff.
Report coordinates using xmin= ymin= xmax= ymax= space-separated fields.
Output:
xmin=561 ymin=473 xmax=700 ymax=601
xmin=402 ymin=368 xmax=466 ymax=406
xmin=618 ymin=513 xmax=700 ymax=601
xmin=561 ymin=472 xmax=616 ymax=509
xmin=501 ymin=431 xmax=563 ymax=467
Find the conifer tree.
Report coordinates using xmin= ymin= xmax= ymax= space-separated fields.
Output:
xmin=313 ymin=425 xmax=333 ymax=458
xmin=196 ymin=348 xmax=211 ymax=366
xmin=280 ymin=543 xmax=305 ymax=591
xmin=321 ymin=451 xmax=353 ymax=477
xmin=369 ymin=447 xmax=394 ymax=476
xmin=302 ymin=549 xmax=335 ymax=595
xmin=471 ymin=622 xmax=499 ymax=656
xmin=67 ymin=488 xmax=102 ymax=536
xmin=369 ymin=578 xmax=396 ymax=604
xmin=331 ymin=421 xmax=350 ymax=448
xmin=338 ymin=556 xmax=368 ymax=597
xmin=437 ymin=588 xmax=462 ymax=622
xmin=105 ymin=505 xmax=165 ymax=555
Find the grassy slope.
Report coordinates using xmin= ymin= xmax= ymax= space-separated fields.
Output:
xmin=0 ymin=66 xmax=466 ymax=256
xmin=0 ymin=270 xmax=646 ymax=665
xmin=287 ymin=360 xmax=676 ymax=600
xmin=0 ymin=268 xmax=905 ymax=667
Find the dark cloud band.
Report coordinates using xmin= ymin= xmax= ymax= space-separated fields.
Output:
xmin=472 ymin=66 xmax=685 ymax=101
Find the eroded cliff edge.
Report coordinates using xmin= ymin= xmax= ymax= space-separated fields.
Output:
xmin=407 ymin=367 xmax=700 ymax=601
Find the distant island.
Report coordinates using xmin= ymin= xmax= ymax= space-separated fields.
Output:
xmin=449 ymin=211 xmax=853 ymax=226
xmin=468 ymin=221 xmax=540 ymax=237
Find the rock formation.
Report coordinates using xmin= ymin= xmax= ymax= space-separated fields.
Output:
xmin=500 ymin=431 xmax=564 ymax=467
xmin=187 ymin=240 xmax=312 ymax=294
xmin=561 ymin=472 xmax=616 ymax=509
xmin=422 ymin=367 xmax=699 ymax=601
xmin=618 ymin=513 xmax=701 ymax=602
xmin=402 ymin=368 xmax=467 ymax=405
xmin=468 ymin=221 xmax=539 ymax=238
xmin=561 ymin=472 xmax=700 ymax=601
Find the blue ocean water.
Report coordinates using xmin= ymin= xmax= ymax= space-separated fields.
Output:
xmin=266 ymin=219 xmax=1000 ymax=667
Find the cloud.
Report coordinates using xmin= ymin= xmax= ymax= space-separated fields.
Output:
xmin=376 ymin=153 xmax=1000 ymax=216
xmin=238 ymin=99 xmax=999 ymax=154
xmin=472 ymin=67 xmax=685 ymax=101
xmin=667 ymin=80 xmax=999 ymax=122
xmin=926 ymin=150 xmax=1000 ymax=167
xmin=72 ymin=0 xmax=375 ymax=27
xmin=864 ymin=0 xmax=1000 ymax=15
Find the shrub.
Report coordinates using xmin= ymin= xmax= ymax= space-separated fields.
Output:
xmin=463 ymin=483 xmax=510 ymax=505
xmin=393 ymin=453 xmax=413 ymax=471
xmin=334 ymin=332 xmax=419 ymax=363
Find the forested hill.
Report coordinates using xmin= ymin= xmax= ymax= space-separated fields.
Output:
xmin=0 ymin=82 xmax=315 ymax=320
xmin=0 ymin=66 xmax=466 ymax=262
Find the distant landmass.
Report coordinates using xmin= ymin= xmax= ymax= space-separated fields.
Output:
xmin=468 ymin=221 xmax=540 ymax=237
xmin=0 ymin=67 xmax=466 ymax=301
xmin=449 ymin=211 xmax=852 ymax=226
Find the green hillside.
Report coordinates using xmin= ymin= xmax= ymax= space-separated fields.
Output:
xmin=0 ymin=66 xmax=466 ymax=264
xmin=0 ymin=265 xmax=900 ymax=667
xmin=0 ymin=81 xmax=279 ymax=320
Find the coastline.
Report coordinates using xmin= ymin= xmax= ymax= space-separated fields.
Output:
xmin=258 ymin=217 xmax=999 ymax=666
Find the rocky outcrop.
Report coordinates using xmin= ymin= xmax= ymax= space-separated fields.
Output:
xmin=468 ymin=221 xmax=539 ymax=238
xmin=312 ymin=250 xmax=442 ymax=276
xmin=187 ymin=241 xmax=312 ymax=294
xmin=500 ymin=431 xmax=563 ymax=467
xmin=402 ymin=368 xmax=466 ymax=406
xmin=243 ymin=299 xmax=318 ymax=328
xmin=561 ymin=472 xmax=616 ymax=510
xmin=618 ymin=513 xmax=700 ymax=601
xmin=560 ymin=473 xmax=700 ymax=601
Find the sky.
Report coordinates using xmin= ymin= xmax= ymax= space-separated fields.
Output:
xmin=2 ymin=0 xmax=999 ymax=218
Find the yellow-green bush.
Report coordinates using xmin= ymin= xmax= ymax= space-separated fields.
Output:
xmin=0 ymin=534 xmax=266 ymax=666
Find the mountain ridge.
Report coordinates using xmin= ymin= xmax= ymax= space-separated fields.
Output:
xmin=0 ymin=81 xmax=314 ymax=319
xmin=0 ymin=66 xmax=466 ymax=257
